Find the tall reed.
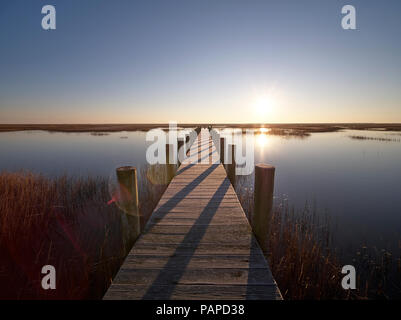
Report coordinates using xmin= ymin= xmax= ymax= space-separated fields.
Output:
xmin=236 ymin=175 xmax=401 ymax=299
xmin=0 ymin=168 xmax=165 ymax=299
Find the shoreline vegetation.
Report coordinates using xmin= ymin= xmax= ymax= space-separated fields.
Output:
xmin=1 ymin=123 xmax=401 ymax=133
xmin=1 ymin=169 xmax=400 ymax=299
xmin=349 ymin=135 xmax=401 ymax=142
xmin=235 ymin=177 xmax=401 ymax=300
xmin=0 ymin=169 xmax=166 ymax=300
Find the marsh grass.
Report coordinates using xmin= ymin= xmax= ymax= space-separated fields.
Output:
xmin=235 ymin=175 xmax=401 ymax=299
xmin=349 ymin=135 xmax=401 ymax=142
xmin=2 ymin=166 xmax=400 ymax=299
xmin=0 ymin=167 xmax=166 ymax=299
xmin=90 ymin=132 xmax=110 ymax=136
xmin=349 ymin=245 xmax=401 ymax=299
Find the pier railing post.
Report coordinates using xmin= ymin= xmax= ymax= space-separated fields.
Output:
xmin=220 ymin=137 xmax=225 ymax=165
xmin=227 ymin=144 xmax=236 ymax=188
xmin=116 ymin=166 xmax=139 ymax=216
xmin=116 ymin=166 xmax=141 ymax=252
xmin=252 ymin=164 xmax=275 ymax=254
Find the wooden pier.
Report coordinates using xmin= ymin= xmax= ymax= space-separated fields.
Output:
xmin=104 ymin=129 xmax=282 ymax=300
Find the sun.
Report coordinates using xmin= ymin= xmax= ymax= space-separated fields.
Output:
xmin=252 ymin=94 xmax=275 ymax=119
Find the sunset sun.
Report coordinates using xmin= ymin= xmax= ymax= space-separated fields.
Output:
xmin=252 ymin=94 xmax=276 ymax=120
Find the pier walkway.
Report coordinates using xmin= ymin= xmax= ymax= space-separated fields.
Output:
xmin=104 ymin=129 xmax=282 ymax=300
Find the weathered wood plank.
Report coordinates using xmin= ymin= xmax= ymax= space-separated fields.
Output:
xmin=105 ymin=284 xmax=282 ymax=300
xmin=129 ymin=242 xmax=265 ymax=256
xmin=121 ymin=254 xmax=270 ymax=269
xmin=114 ymin=268 xmax=276 ymax=286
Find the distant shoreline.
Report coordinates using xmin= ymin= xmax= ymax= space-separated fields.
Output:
xmin=1 ymin=123 xmax=401 ymax=133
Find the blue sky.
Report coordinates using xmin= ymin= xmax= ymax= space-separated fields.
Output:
xmin=0 ymin=0 xmax=400 ymax=123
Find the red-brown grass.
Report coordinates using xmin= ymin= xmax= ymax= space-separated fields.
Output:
xmin=0 ymin=169 xmax=165 ymax=299
xmin=236 ymin=176 xmax=401 ymax=299
xmin=237 ymin=183 xmax=345 ymax=299
xmin=2 ymin=167 xmax=400 ymax=299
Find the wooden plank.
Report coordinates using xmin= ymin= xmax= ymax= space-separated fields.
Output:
xmin=129 ymin=242 xmax=265 ymax=256
xmin=104 ymin=129 xmax=282 ymax=300
xmin=121 ymin=254 xmax=270 ymax=269
xmin=113 ymin=268 xmax=276 ymax=286
xmin=105 ymin=284 xmax=282 ymax=300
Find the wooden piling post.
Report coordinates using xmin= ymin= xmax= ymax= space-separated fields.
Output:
xmin=220 ymin=137 xmax=225 ymax=165
xmin=252 ymin=164 xmax=275 ymax=254
xmin=227 ymin=144 xmax=236 ymax=187
xmin=116 ymin=166 xmax=141 ymax=251
xmin=116 ymin=166 xmax=139 ymax=216
xmin=166 ymin=144 xmax=175 ymax=183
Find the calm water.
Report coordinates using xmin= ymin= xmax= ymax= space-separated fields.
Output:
xmin=0 ymin=131 xmax=150 ymax=177
xmin=252 ymin=129 xmax=401 ymax=249
xmin=1 ymin=129 xmax=400 ymax=249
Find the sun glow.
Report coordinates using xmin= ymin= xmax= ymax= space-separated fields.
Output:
xmin=251 ymin=93 xmax=277 ymax=121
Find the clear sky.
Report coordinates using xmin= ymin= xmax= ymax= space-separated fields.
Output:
xmin=0 ymin=0 xmax=400 ymax=124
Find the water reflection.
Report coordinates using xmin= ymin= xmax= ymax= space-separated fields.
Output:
xmin=1 ymin=128 xmax=401 ymax=249
xmin=259 ymin=128 xmax=270 ymax=134
xmin=256 ymin=132 xmax=269 ymax=148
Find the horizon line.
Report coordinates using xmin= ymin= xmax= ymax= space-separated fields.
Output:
xmin=1 ymin=122 xmax=401 ymax=126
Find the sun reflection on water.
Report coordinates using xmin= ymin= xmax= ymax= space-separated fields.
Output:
xmin=256 ymin=128 xmax=270 ymax=148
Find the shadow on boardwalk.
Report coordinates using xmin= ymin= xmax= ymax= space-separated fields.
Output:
xmin=143 ymin=178 xmax=231 ymax=299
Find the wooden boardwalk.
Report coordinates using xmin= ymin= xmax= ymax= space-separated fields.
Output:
xmin=104 ymin=129 xmax=282 ymax=300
